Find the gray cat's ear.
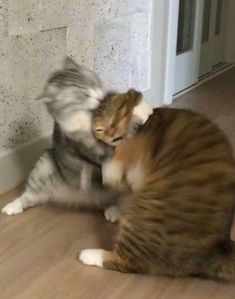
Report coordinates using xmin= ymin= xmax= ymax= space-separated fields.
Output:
xmin=35 ymin=85 xmax=58 ymax=102
xmin=35 ymin=91 xmax=47 ymax=101
xmin=64 ymin=56 xmax=79 ymax=70
xmin=35 ymin=92 xmax=51 ymax=103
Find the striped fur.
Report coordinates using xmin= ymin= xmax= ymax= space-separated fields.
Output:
xmin=81 ymin=91 xmax=235 ymax=281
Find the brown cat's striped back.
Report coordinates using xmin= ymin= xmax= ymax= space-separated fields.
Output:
xmin=80 ymin=90 xmax=235 ymax=282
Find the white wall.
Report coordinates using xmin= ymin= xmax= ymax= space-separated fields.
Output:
xmin=0 ymin=0 xmax=152 ymax=153
xmin=225 ymin=0 xmax=235 ymax=63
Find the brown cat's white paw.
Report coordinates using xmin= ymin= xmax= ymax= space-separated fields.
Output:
xmin=102 ymin=160 xmax=123 ymax=188
xmin=79 ymin=249 xmax=105 ymax=267
xmin=104 ymin=206 xmax=120 ymax=223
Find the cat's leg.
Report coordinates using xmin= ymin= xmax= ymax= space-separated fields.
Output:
xmin=1 ymin=189 xmax=49 ymax=216
xmin=102 ymin=159 xmax=125 ymax=189
xmin=104 ymin=205 xmax=120 ymax=223
xmin=103 ymin=193 xmax=126 ymax=223
xmin=1 ymin=151 xmax=55 ymax=215
xmin=199 ymin=245 xmax=235 ymax=282
xmin=79 ymin=249 xmax=136 ymax=273
xmin=79 ymin=203 xmax=140 ymax=273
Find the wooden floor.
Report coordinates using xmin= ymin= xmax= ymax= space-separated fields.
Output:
xmin=1 ymin=68 xmax=235 ymax=299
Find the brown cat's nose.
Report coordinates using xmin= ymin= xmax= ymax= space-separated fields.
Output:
xmin=107 ymin=128 xmax=115 ymax=135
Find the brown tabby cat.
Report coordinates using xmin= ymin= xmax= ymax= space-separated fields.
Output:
xmin=79 ymin=89 xmax=235 ymax=281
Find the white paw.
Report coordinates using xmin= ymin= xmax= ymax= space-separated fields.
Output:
xmin=126 ymin=165 xmax=144 ymax=191
xmin=133 ymin=99 xmax=153 ymax=124
xmin=79 ymin=249 xmax=105 ymax=267
xmin=104 ymin=206 xmax=120 ymax=223
xmin=102 ymin=159 xmax=123 ymax=188
xmin=1 ymin=200 xmax=23 ymax=215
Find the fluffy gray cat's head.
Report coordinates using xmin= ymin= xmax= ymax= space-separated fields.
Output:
xmin=38 ymin=57 xmax=105 ymax=133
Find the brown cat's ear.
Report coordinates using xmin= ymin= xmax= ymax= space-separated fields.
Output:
xmin=126 ymin=88 xmax=143 ymax=106
xmin=127 ymin=89 xmax=153 ymax=124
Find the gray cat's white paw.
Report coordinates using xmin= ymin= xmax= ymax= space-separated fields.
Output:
xmin=104 ymin=206 xmax=120 ymax=223
xmin=1 ymin=200 xmax=23 ymax=215
xmin=133 ymin=99 xmax=153 ymax=124
xmin=102 ymin=160 xmax=123 ymax=188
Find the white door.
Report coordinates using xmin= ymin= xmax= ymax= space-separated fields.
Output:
xmin=174 ymin=0 xmax=204 ymax=94
xmin=199 ymin=0 xmax=228 ymax=77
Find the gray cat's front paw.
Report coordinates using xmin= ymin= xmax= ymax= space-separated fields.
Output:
xmin=1 ymin=199 xmax=23 ymax=215
xmin=104 ymin=206 xmax=120 ymax=223
xmin=102 ymin=160 xmax=124 ymax=188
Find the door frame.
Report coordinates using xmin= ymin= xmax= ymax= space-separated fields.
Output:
xmin=162 ymin=0 xmax=180 ymax=104
xmin=158 ymin=0 xmax=203 ymax=105
xmin=156 ymin=0 xmax=181 ymax=105
xmin=144 ymin=0 xmax=180 ymax=107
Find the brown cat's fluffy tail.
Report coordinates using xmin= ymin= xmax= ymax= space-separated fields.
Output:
xmin=204 ymin=241 xmax=235 ymax=281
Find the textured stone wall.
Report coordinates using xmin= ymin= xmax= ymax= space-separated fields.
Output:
xmin=0 ymin=0 xmax=152 ymax=151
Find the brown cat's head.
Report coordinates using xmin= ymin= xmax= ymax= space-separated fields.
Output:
xmin=92 ymin=89 xmax=153 ymax=146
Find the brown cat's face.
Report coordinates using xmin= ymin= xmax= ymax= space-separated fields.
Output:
xmin=92 ymin=89 xmax=143 ymax=146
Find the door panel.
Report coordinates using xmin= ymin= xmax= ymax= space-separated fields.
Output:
xmin=174 ymin=0 xmax=203 ymax=94
xmin=200 ymin=0 xmax=212 ymax=75
xmin=199 ymin=0 xmax=227 ymax=76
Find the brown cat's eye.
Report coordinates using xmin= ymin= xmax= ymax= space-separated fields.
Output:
xmin=112 ymin=136 xmax=124 ymax=143
xmin=95 ymin=128 xmax=104 ymax=132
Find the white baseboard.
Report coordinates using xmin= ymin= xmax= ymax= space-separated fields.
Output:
xmin=0 ymin=135 xmax=52 ymax=195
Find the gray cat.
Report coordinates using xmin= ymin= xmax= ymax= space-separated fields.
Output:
xmin=1 ymin=57 xmax=120 ymax=222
